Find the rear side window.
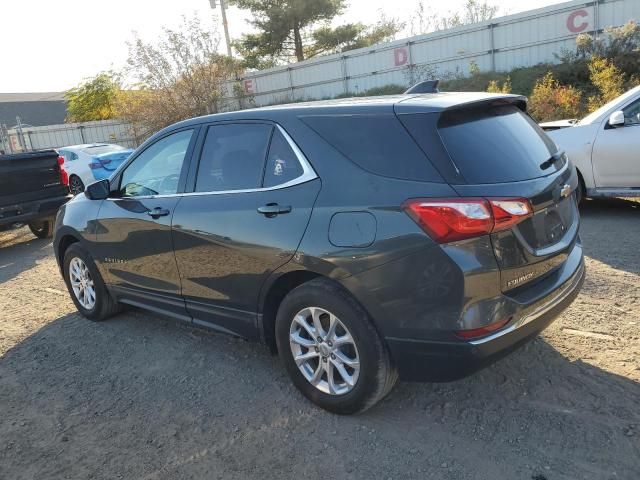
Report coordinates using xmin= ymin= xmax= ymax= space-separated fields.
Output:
xmin=195 ymin=123 xmax=272 ymax=192
xmin=301 ymin=114 xmax=442 ymax=182
xmin=405 ymin=105 xmax=558 ymax=184
xmin=263 ymin=130 xmax=304 ymax=187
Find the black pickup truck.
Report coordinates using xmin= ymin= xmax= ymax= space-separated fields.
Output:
xmin=0 ymin=150 xmax=71 ymax=239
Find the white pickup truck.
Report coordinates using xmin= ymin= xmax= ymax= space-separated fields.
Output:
xmin=541 ymin=86 xmax=640 ymax=200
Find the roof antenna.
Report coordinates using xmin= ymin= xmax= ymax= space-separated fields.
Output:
xmin=404 ymin=79 xmax=440 ymax=94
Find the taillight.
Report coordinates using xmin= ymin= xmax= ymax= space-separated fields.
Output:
xmin=402 ymin=197 xmax=533 ymax=243
xmin=57 ymin=156 xmax=69 ymax=187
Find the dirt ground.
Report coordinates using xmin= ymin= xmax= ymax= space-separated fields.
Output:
xmin=0 ymin=198 xmax=638 ymax=480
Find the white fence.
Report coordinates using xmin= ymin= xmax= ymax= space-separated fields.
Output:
xmin=230 ymin=0 xmax=640 ymax=107
xmin=4 ymin=120 xmax=138 ymax=153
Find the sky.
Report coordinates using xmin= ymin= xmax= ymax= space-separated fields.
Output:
xmin=0 ymin=0 xmax=566 ymax=92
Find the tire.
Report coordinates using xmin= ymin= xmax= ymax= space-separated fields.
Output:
xmin=62 ymin=243 xmax=121 ymax=321
xmin=28 ymin=216 xmax=54 ymax=239
xmin=69 ymin=175 xmax=85 ymax=195
xmin=275 ymin=278 xmax=397 ymax=414
xmin=576 ymin=179 xmax=586 ymax=205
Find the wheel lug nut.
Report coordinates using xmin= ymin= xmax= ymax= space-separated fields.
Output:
xmin=316 ymin=337 xmax=323 ymax=343
xmin=314 ymin=347 xmax=319 ymax=353
xmin=330 ymin=353 xmax=336 ymax=360
xmin=322 ymin=357 xmax=327 ymax=362
xmin=327 ymin=341 xmax=333 ymax=347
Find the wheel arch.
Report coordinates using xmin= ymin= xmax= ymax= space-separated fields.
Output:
xmin=260 ymin=269 xmax=322 ymax=353
xmin=55 ymin=230 xmax=81 ymax=273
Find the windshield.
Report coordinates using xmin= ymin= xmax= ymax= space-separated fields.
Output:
xmin=579 ymin=86 xmax=640 ymax=125
xmin=81 ymin=144 xmax=125 ymax=155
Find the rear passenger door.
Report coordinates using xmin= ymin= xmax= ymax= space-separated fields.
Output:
xmin=172 ymin=122 xmax=321 ymax=339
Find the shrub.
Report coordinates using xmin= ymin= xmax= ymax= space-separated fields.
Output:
xmin=528 ymin=72 xmax=583 ymax=122
xmin=587 ymin=56 xmax=625 ymax=112
xmin=487 ymin=76 xmax=512 ymax=93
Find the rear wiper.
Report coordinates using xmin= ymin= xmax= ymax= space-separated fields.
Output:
xmin=540 ymin=151 xmax=565 ymax=171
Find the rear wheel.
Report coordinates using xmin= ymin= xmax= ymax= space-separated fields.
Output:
xmin=69 ymin=175 xmax=85 ymax=195
xmin=28 ymin=216 xmax=54 ymax=239
xmin=275 ymin=278 xmax=397 ymax=414
xmin=63 ymin=243 xmax=120 ymax=321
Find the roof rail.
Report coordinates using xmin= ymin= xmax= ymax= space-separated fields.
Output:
xmin=404 ymin=80 xmax=440 ymax=94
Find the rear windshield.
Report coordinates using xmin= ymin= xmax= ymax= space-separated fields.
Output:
xmin=404 ymin=105 xmax=559 ymax=184
xmin=300 ymin=114 xmax=442 ymax=182
xmin=82 ymin=145 xmax=125 ymax=155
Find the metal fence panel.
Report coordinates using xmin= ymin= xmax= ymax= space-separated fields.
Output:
xmin=6 ymin=120 xmax=138 ymax=153
xmin=229 ymin=0 xmax=639 ymax=107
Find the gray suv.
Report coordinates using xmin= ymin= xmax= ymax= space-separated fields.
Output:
xmin=54 ymin=91 xmax=585 ymax=413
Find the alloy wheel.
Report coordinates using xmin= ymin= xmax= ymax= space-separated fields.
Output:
xmin=289 ymin=306 xmax=360 ymax=395
xmin=70 ymin=177 xmax=84 ymax=195
xmin=69 ymin=257 xmax=96 ymax=310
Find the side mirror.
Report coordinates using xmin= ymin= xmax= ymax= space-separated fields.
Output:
xmin=608 ymin=110 xmax=625 ymax=128
xmin=84 ymin=179 xmax=110 ymax=200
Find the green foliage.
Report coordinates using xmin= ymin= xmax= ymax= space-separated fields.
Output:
xmin=469 ymin=60 xmax=481 ymax=76
xmin=310 ymin=18 xmax=402 ymax=57
xmin=587 ymin=56 xmax=625 ymax=112
xmin=487 ymin=76 xmax=511 ymax=93
xmin=65 ymin=72 xmax=120 ymax=122
xmin=230 ymin=0 xmax=345 ymax=65
xmin=230 ymin=0 xmax=400 ymax=67
xmin=528 ymin=72 xmax=583 ymax=122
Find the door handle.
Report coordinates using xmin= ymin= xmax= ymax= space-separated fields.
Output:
xmin=257 ymin=203 xmax=292 ymax=217
xmin=147 ymin=207 xmax=170 ymax=219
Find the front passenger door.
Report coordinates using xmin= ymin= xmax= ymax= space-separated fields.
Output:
xmin=93 ymin=128 xmax=196 ymax=320
xmin=592 ymin=97 xmax=640 ymax=188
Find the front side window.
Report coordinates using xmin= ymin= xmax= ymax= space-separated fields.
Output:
xmin=623 ymin=98 xmax=640 ymax=126
xmin=120 ymin=129 xmax=193 ymax=197
xmin=195 ymin=123 xmax=272 ymax=192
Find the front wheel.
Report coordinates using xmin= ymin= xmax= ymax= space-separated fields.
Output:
xmin=275 ymin=278 xmax=397 ymax=414
xmin=63 ymin=243 xmax=121 ymax=321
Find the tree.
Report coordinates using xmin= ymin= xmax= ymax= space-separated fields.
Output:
xmin=65 ymin=72 xmax=120 ymax=122
xmin=116 ymin=15 xmax=244 ymax=138
xmin=410 ymin=0 xmax=499 ymax=34
xmin=230 ymin=0 xmax=401 ymax=67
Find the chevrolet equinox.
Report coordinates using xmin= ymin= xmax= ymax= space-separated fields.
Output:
xmin=54 ymin=91 xmax=585 ymax=414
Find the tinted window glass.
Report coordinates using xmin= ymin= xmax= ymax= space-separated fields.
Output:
xmin=263 ymin=130 xmax=304 ymax=187
xmin=301 ymin=114 xmax=442 ymax=181
xmin=120 ymin=129 xmax=193 ymax=197
xmin=623 ymin=98 xmax=640 ymax=126
xmin=434 ymin=105 xmax=557 ymax=184
xmin=195 ymin=123 xmax=272 ymax=192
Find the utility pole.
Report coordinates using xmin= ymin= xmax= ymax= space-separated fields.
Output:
xmin=209 ymin=0 xmax=233 ymax=57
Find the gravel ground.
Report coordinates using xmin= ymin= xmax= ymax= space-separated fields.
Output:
xmin=0 ymin=198 xmax=638 ymax=480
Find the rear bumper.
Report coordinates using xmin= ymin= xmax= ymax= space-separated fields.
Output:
xmin=0 ymin=194 xmax=71 ymax=227
xmin=386 ymin=256 xmax=585 ymax=382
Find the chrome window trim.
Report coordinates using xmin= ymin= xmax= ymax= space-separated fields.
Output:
xmin=108 ymin=124 xmax=317 ymax=201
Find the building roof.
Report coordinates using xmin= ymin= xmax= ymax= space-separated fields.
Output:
xmin=0 ymin=92 xmax=65 ymax=103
